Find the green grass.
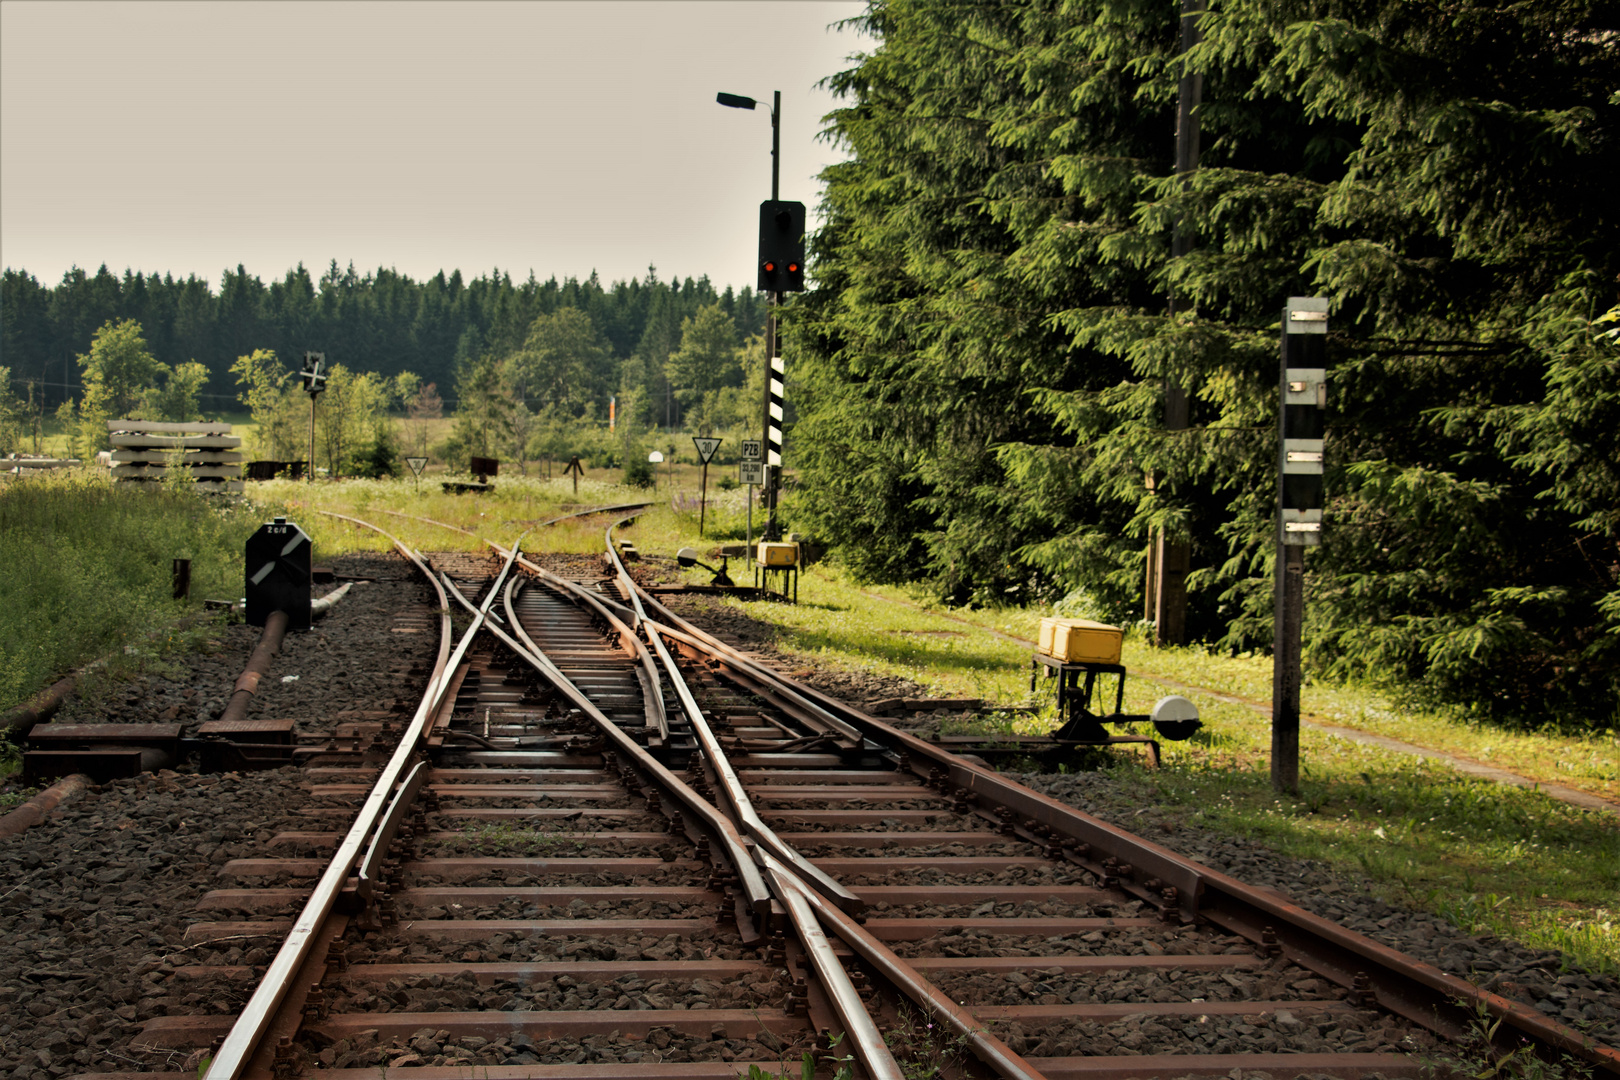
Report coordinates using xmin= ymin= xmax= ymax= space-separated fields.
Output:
xmin=0 ymin=469 xmax=265 ymax=715
xmin=787 ymin=572 xmax=1620 ymax=807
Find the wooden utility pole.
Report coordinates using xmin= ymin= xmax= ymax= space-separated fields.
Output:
xmin=1147 ymin=0 xmax=1206 ymax=646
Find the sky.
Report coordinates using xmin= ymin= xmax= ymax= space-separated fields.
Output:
xmin=0 ymin=0 xmax=870 ymax=294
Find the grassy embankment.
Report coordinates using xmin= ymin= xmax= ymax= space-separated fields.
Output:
xmin=3 ymin=470 xmax=1613 ymax=974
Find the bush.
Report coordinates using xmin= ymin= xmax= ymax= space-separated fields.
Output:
xmin=621 ymin=459 xmax=654 ymax=489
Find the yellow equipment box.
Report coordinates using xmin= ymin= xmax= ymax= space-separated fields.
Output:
xmin=1039 ymin=617 xmax=1123 ymax=665
xmin=756 ymin=541 xmax=799 ymax=567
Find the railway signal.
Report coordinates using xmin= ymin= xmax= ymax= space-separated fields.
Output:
xmin=757 ymin=200 xmax=806 ymax=293
xmin=299 ymin=352 xmax=327 ymax=396
xmin=1273 ymin=296 xmax=1329 ymax=795
xmin=300 ymin=352 xmax=326 ymax=482
xmin=244 ymin=516 xmax=312 ymax=630
xmin=717 ymin=89 xmax=794 ymax=542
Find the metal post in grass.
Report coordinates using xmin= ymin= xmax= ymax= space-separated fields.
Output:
xmin=1273 ymin=298 xmax=1329 ymax=795
xmin=300 ymin=353 xmax=327 ymax=483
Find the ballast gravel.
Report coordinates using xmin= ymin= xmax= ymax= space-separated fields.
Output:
xmin=0 ymin=551 xmax=436 ymax=1076
xmin=0 ymin=558 xmax=1613 ymax=1076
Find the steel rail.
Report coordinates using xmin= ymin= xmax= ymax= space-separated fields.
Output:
xmin=648 ymin=616 xmax=866 ymax=746
xmin=633 ymin=587 xmax=1620 ymax=1080
xmin=355 ymin=758 xmax=431 ymax=904
xmin=766 ymin=848 xmax=1051 ymax=1080
xmin=202 ymin=513 xmax=473 ymax=1079
xmin=484 ymin=539 xmax=669 ymax=744
xmin=596 ymin=530 xmax=1055 ymax=1079
xmin=756 ymin=852 xmax=905 ymax=1080
xmin=433 ymin=570 xmax=774 ymax=926
xmin=644 ymin=615 xmax=866 ymax=913
xmin=642 ymin=588 xmax=1207 ymax=909
xmin=379 ymin=501 xmax=653 ymax=537
xmin=488 ymin=529 xmax=862 ymax=911
xmin=449 ymin=561 xmax=902 ymax=1077
xmin=605 ymin=521 xmax=864 ymax=746
xmin=517 ymin=530 xmax=900 ymax=1074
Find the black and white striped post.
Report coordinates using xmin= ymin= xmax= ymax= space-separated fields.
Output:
xmin=1272 ymin=297 xmax=1329 ymax=795
xmin=763 ymin=352 xmax=785 ymax=536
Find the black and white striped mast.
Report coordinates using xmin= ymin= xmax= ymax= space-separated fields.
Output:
xmin=762 ymin=89 xmax=784 ymax=540
xmin=718 ymin=88 xmax=799 ymax=543
xmin=1273 ymin=297 xmax=1329 ymax=794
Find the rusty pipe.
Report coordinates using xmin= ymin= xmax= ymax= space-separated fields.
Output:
xmin=215 ymin=609 xmax=289 ymax=729
xmin=0 ymin=772 xmax=94 ymax=838
xmin=0 ymin=675 xmax=76 ymax=743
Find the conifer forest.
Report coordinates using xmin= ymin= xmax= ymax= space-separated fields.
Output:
xmin=3 ymin=0 xmax=1616 ymax=728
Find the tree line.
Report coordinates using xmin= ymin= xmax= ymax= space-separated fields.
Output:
xmin=1 ymin=261 xmax=766 ymax=423
xmin=792 ymin=0 xmax=1618 ymax=726
xmin=0 ymin=262 xmax=773 ymax=471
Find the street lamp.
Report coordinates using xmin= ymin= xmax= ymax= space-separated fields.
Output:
xmin=718 ymin=89 xmax=786 ymax=541
xmin=715 ymin=91 xmax=779 ymax=202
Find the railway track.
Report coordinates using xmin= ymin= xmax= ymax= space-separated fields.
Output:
xmin=80 ymin=507 xmax=1616 ymax=1080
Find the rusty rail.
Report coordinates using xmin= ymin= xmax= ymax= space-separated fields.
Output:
xmin=202 ymin=514 xmax=466 ymax=1079
xmin=631 ymin=584 xmax=1620 ymax=1080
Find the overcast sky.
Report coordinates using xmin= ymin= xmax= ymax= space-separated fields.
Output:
xmin=0 ymin=0 xmax=870 ymax=293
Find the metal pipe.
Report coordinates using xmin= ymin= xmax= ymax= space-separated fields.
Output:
xmin=213 ymin=609 xmax=290 ymax=730
xmin=0 ymin=674 xmax=75 ymax=742
xmin=0 ymin=772 xmax=94 ymax=838
xmin=310 ymin=582 xmax=353 ymax=617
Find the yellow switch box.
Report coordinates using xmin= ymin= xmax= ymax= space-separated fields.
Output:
xmin=1039 ymin=617 xmax=1123 ymax=665
xmin=756 ymin=542 xmax=799 ymax=567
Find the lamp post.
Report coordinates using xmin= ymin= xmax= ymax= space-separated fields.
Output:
xmin=718 ymin=90 xmax=785 ymax=539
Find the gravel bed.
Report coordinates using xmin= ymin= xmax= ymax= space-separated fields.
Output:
xmin=760 ymin=797 xmax=947 ymax=811
xmin=867 ymin=899 xmax=1109 ymax=919
xmin=891 ymin=916 xmax=1254 ymax=961
xmin=40 ymin=551 xmax=435 ymax=741
xmin=309 ymin=1024 xmax=812 ymax=1070
xmin=327 ymin=971 xmax=780 ymax=1014
xmin=0 ymin=551 xmax=440 ymax=1076
xmin=990 ymin=1010 xmax=1439 ymax=1060
xmin=405 ymin=866 xmax=705 ymax=888
xmin=663 ymin=597 xmax=1620 ymax=1053
xmin=401 ymin=898 xmax=718 ymax=920
xmin=843 ymin=864 xmax=1090 ymax=888
xmin=0 ymin=769 xmax=312 ymax=1074
xmin=766 ymin=812 xmax=968 ymax=832
xmin=347 ymin=929 xmax=750 ymax=966
xmin=929 ymin=963 xmax=1342 ymax=1006
xmin=415 ymin=837 xmax=675 ymax=859
xmin=432 ymin=793 xmax=638 ymax=810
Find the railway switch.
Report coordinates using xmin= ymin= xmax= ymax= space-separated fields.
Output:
xmin=245 ymin=516 xmax=312 ymax=630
